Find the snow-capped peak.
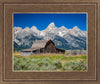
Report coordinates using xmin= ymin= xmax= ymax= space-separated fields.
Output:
xmin=31 ymin=26 xmax=38 ymax=31
xmin=48 ymin=22 xmax=55 ymax=27
xmin=43 ymin=22 xmax=57 ymax=33
xmin=72 ymin=26 xmax=80 ymax=31
xmin=59 ymin=26 xmax=68 ymax=30
xmin=14 ymin=23 xmax=86 ymax=38
xmin=14 ymin=27 xmax=22 ymax=34
xmin=14 ymin=27 xmax=22 ymax=30
xmin=24 ymin=27 xmax=30 ymax=30
xmin=30 ymin=26 xmax=40 ymax=35
xmin=47 ymin=22 xmax=56 ymax=30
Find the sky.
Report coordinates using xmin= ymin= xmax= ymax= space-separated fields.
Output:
xmin=13 ymin=13 xmax=87 ymax=31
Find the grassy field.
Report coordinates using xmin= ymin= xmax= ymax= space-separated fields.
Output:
xmin=13 ymin=52 xmax=87 ymax=71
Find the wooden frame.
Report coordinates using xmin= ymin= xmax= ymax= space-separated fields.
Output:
xmin=0 ymin=0 xmax=100 ymax=84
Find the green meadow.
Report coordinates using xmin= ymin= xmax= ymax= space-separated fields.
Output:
xmin=13 ymin=53 xmax=87 ymax=71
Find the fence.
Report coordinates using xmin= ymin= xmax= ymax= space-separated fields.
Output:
xmin=65 ymin=50 xmax=87 ymax=56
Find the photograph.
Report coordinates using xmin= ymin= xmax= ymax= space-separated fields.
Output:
xmin=13 ymin=13 xmax=87 ymax=71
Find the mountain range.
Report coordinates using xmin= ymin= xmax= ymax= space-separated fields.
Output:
xmin=14 ymin=22 xmax=87 ymax=51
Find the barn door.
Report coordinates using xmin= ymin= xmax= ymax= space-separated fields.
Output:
xmin=46 ymin=42 xmax=56 ymax=53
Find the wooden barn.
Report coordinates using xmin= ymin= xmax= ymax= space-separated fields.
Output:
xmin=21 ymin=40 xmax=65 ymax=56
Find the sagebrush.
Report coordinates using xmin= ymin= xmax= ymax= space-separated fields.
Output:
xmin=14 ymin=55 xmax=87 ymax=71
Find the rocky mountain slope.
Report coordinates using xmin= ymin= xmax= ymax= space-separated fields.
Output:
xmin=14 ymin=22 xmax=87 ymax=50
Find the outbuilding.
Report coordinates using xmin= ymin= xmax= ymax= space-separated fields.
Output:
xmin=21 ymin=40 xmax=65 ymax=56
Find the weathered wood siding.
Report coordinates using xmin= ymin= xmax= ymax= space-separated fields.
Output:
xmin=21 ymin=51 xmax=32 ymax=56
xmin=56 ymin=48 xmax=65 ymax=54
xmin=20 ymin=40 xmax=65 ymax=56
xmin=45 ymin=42 xmax=56 ymax=53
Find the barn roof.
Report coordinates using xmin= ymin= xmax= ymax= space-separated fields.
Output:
xmin=56 ymin=48 xmax=65 ymax=52
xmin=21 ymin=40 xmax=54 ymax=52
xmin=21 ymin=48 xmax=41 ymax=52
xmin=31 ymin=40 xmax=51 ymax=49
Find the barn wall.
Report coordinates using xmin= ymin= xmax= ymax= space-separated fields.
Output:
xmin=56 ymin=48 xmax=65 ymax=54
xmin=32 ymin=48 xmax=44 ymax=54
xmin=45 ymin=42 xmax=56 ymax=53
xmin=21 ymin=51 xmax=32 ymax=56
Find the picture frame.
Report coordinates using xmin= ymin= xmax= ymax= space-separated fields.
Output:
xmin=0 ymin=0 xmax=99 ymax=84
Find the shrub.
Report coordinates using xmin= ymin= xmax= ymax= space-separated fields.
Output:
xmin=63 ymin=60 xmax=87 ymax=71
xmin=62 ymin=62 xmax=71 ymax=71
xmin=14 ymin=57 xmax=61 ymax=71
xmin=14 ymin=56 xmax=87 ymax=71
xmin=53 ymin=59 xmax=62 ymax=69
